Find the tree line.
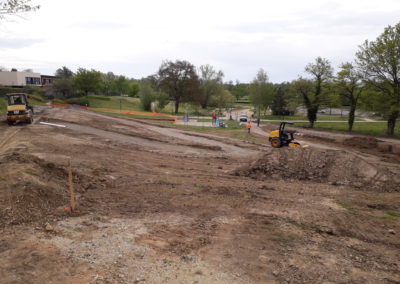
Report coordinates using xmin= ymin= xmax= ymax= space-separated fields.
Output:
xmin=5 ymin=21 xmax=397 ymax=136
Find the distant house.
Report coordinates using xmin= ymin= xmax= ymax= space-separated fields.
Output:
xmin=0 ymin=71 xmax=42 ymax=87
xmin=41 ymin=75 xmax=56 ymax=86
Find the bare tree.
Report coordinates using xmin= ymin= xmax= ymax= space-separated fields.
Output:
xmin=0 ymin=0 xmax=40 ymax=19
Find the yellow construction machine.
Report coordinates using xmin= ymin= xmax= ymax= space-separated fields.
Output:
xmin=268 ymin=121 xmax=308 ymax=148
xmin=5 ymin=93 xmax=34 ymax=126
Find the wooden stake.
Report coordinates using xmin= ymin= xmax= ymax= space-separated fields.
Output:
xmin=68 ymin=159 xmax=76 ymax=211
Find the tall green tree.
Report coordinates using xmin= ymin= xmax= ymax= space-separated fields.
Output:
xmin=128 ymin=82 xmax=140 ymax=97
xmin=198 ymin=64 xmax=224 ymax=108
xmin=249 ymin=69 xmax=275 ymax=116
xmin=101 ymin=72 xmax=117 ymax=95
xmin=157 ymin=60 xmax=201 ymax=114
xmin=335 ymin=62 xmax=364 ymax=131
xmin=114 ymin=75 xmax=130 ymax=96
xmin=300 ymin=57 xmax=333 ymax=127
xmin=139 ymin=82 xmax=156 ymax=111
xmin=55 ymin=66 xmax=74 ymax=78
xmin=356 ymin=22 xmax=400 ymax=136
xmin=0 ymin=0 xmax=39 ymax=19
xmin=74 ymin=68 xmax=102 ymax=96
xmin=53 ymin=66 xmax=74 ymax=97
xmin=231 ymin=80 xmax=248 ymax=102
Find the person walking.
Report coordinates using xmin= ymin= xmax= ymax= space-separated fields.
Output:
xmin=247 ymin=121 xmax=252 ymax=133
xmin=212 ymin=113 xmax=216 ymax=126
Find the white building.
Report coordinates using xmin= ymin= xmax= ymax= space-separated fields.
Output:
xmin=0 ymin=71 xmax=41 ymax=87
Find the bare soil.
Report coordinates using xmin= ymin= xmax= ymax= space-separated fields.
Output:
xmin=0 ymin=107 xmax=399 ymax=284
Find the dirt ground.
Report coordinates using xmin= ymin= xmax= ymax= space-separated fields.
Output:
xmin=0 ymin=106 xmax=399 ymax=284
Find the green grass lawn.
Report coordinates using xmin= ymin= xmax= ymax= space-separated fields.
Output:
xmin=0 ymin=98 xmax=6 ymax=114
xmin=161 ymin=102 xmax=217 ymax=116
xmin=275 ymin=121 xmax=400 ymax=137
xmin=88 ymin=95 xmax=142 ymax=111
xmin=260 ymin=115 xmax=362 ymax=121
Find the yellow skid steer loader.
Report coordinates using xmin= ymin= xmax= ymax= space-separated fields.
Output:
xmin=6 ymin=93 xmax=34 ymax=126
xmin=268 ymin=121 xmax=308 ymax=148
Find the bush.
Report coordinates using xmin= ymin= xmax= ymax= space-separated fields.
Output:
xmin=139 ymin=84 xmax=156 ymax=111
xmin=156 ymin=92 xmax=170 ymax=110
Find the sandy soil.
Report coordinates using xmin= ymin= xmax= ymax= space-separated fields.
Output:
xmin=0 ymin=107 xmax=399 ymax=284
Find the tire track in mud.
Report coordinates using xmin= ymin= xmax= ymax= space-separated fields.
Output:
xmin=0 ymin=109 xmax=43 ymax=153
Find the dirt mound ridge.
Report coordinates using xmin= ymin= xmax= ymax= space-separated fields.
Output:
xmin=0 ymin=152 xmax=111 ymax=227
xmin=235 ymin=148 xmax=400 ymax=192
xmin=342 ymin=136 xmax=382 ymax=149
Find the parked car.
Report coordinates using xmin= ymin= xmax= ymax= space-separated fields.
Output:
xmin=239 ymin=114 xmax=248 ymax=122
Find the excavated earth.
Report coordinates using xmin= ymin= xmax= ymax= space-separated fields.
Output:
xmin=0 ymin=106 xmax=399 ymax=284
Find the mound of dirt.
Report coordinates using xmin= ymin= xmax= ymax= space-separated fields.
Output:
xmin=0 ymin=151 xmax=112 ymax=227
xmin=235 ymin=148 xmax=400 ymax=192
xmin=342 ymin=136 xmax=382 ymax=149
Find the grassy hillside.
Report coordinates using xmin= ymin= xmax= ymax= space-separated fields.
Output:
xmin=88 ymin=95 xmax=142 ymax=111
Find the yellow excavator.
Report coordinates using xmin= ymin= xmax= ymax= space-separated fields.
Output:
xmin=268 ymin=121 xmax=308 ymax=148
xmin=6 ymin=93 xmax=34 ymax=126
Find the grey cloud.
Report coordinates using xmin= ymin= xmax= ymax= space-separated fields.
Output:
xmin=70 ymin=21 xmax=130 ymax=30
xmin=0 ymin=37 xmax=44 ymax=49
xmin=220 ymin=9 xmax=400 ymax=37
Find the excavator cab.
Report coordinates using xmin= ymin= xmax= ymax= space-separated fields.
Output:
xmin=6 ymin=93 xmax=34 ymax=126
xmin=268 ymin=121 xmax=305 ymax=148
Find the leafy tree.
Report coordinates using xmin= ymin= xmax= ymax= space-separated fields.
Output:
xmin=210 ymin=89 xmax=234 ymax=113
xmin=101 ymin=72 xmax=117 ymax=95
xmin=249 ymin=69 xmax=275 ymax=117
xmin=356 ymin=22 xmax=400 ymax=136
xmin=74 ymin=68 xmax=102 ymax=96
xmin=53 ymin=66 xmax=75 ymax=97
xmin=156 ymin=92 xmax=169 ymax=110
xmin=0 ymin=0 xmax=39 ymax=19
xmin=114 ymin=75 xmax=130 ymax=96
xmin=55 ymin=66 xmax=74 ymax=78
xmin=271 ymin=83 xmax=293 ymax=116
xmin=157 ymin=60 xmax=201 ymax=114
xmin=52 ymin=78 xmax=74 ymax=98
xmin=299 ymin=57 xmax=333 ymax=127
xmin=231 ymin=80 xmax=248 ymax=102
xmin=128 ymin=82 xmax=140 ymax=97
xmin=139 ymin=82 xmax=156 ymax=111
xmin=335 ymin=62 xmax=364 ymax=131
xmin=198 ymin=64 xmax=224 ymax=108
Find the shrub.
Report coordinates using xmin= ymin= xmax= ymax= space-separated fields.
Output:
xmin=139 ymin=84 xmax=156 ymax=111
xmin=156 ymin=92 xmax=170 ymax=110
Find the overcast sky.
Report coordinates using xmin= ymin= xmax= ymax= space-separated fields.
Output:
xmin=0 ymin=0 xmax=399 ymax=83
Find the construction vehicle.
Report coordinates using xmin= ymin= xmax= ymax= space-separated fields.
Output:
xmin=5 ymin=93 xmax=34 ymax=126
xmin=268 ymin=121 xmax=307 ymax=148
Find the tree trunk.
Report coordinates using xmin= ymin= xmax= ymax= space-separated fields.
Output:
xmin=387 ymin=111 xmax=399 ymax=136
xmin=174 ymin=100 xmax=180 ymax=114
xmin=348 ymin=105 xmax=356 ymax=132
xmin=307 ymin=107 xmax=317 ymax=128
